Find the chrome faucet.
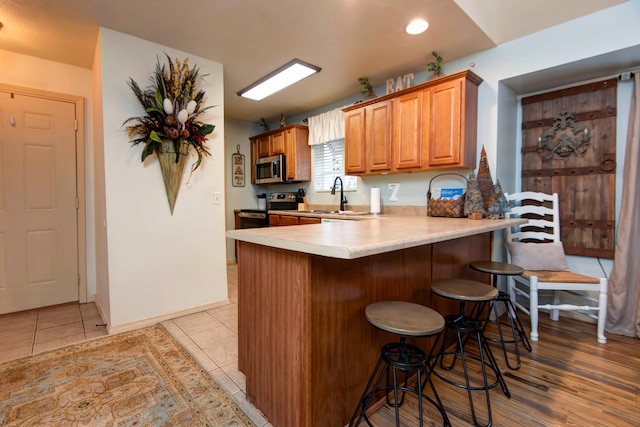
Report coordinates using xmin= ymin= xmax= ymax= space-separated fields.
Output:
xmin=331 ymin=176 xmax=347 ymax=211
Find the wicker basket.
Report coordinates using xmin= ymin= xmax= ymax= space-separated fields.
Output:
xmin=427 ymin=173 xmax=468 ymax=218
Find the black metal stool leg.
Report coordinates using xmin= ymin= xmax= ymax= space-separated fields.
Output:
xmin=474 ymin=269 xmax=532 ymax=370
xmin=351 ymin=339 xmax=450 ymax=427
xmin=485 ymin=292 xmax=532 ymax=370
xmin=349 ymin=355 xmax=389 ymax=427
xmin=507 ymin=297 xmax=532 ymax=352
xmin=480 ymin=332 xmax=510 ymax=398
xmin=431 ymin=314 xmax=511 ymax=427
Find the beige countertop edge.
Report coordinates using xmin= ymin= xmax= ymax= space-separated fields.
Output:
xmin=226 ymin=217 xmax=527 ymax=260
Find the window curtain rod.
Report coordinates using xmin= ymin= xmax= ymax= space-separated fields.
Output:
xmin=618 ymin=70 xmax=637 ymax=81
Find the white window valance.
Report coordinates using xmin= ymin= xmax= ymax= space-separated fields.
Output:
xmin=307 ymin=108 xmax=345 ymax=146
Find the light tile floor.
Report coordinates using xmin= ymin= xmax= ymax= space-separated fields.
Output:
xmin=0 ymin=263 xmax=272 ymax=427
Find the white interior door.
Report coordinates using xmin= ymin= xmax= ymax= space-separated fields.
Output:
xmin=0 ymin=90 xmax=79 ymax=314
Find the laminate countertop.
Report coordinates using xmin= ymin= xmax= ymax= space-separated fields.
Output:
xmin=226 ymin=215 xmax=527 ymax=259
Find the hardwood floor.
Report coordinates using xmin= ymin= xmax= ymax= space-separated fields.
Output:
xmin=361 ymin=313 xmax=640 ymax=427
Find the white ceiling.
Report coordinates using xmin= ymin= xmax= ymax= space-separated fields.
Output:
xmin=0 ymin=0 xmax=628 ymax=123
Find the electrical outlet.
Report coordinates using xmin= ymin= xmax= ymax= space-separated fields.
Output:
xmin=388 ymin=183 xmax=400 ymax=202
xmin=361 ymin=194 xmax=367 ymax=204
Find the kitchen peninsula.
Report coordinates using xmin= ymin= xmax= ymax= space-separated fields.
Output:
xmin=226 ymin=216 xmax=526 ymax=427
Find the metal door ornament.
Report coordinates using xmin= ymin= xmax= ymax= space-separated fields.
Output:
xmin=537 ymin=111 xmax=591 ymax=161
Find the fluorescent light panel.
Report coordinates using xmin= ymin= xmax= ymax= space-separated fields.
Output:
xmin=238 ymin=58 xmax=321 ymax=101
xmin=406 ymin=19 xmax=429 ymax=35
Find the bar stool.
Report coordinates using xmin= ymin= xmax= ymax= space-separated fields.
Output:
xmin=349 ymin=301 xmax=450 ymax=427
xmin=429 ymin=279 xmax=510 ymax=427
xmin=469 ymin=260 xmax=532 ymax=369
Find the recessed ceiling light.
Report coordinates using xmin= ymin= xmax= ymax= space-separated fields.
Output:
xmin=406 ymin=19 xmax=429 ymax=35
xmin=237 ymin=58 xmax=321 ymax=101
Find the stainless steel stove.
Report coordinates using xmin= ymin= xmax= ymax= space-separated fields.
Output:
xmin=268 ymin=192 xmax=299 ymax=211
xmin=237 ymin=192 xmax=298 ymax=229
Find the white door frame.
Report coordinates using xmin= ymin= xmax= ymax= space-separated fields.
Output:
xmin=0 ymin=83 xmax=87 ymax=304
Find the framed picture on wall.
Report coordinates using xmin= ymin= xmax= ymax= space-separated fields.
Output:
xmin=232 ymin=145 xmax=245 ymax=187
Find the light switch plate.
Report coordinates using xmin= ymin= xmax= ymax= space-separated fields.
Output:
xmin=213 ymin=192 xmax=222 ymax=204
xmin=388 ymin=183 xmax=400 ymax=202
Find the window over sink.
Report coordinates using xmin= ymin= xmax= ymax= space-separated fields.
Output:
xmin=312 ymin=139 xmax=358 ymax=192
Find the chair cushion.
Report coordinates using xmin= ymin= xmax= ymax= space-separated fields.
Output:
xmin=521 ymin=270 xmax=601 ymax=284
xmin=506 ymin=241 xmax=570 ymax=271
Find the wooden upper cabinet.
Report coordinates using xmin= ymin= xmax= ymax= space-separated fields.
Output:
xmin=393 ymin=91 xmax=423 ymax=170
xmin=425 ymin=79 xmax=462 ymax=167
xmin=343 ymin=70 xmax=482 ymax=175
xmin=344 ymin=109 xmax=366 ymax=174
xmin=250 ymin=124 xmax=311 ymax=182
xmin=284 ymin=126 xmax=311 ymax=181
xmin=366 ymin=100 xmax=393 ymax=172
xmin=344 ymin=101 xmax=393 ymax=174
xmin=424 ymin=73 xmax=480 ymax=169
xmin=256 ymin=135 xmax=271 ymax=158
xmin=271 ymin=131 xmax=286 ymax=155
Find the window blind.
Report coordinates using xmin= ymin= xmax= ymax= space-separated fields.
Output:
xmin=312 ymin=139 xmax=357 ymax=192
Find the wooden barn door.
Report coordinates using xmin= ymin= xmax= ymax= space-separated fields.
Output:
xmin=521 ymin=79 xmax=617 ymax=258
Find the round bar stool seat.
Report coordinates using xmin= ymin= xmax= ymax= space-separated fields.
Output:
xmin=429 ymin=280 xmax=509 ymax=427
xmin=431 ymin=279 xmax=499 ymax=302
xmin=469 ymin=261 xmax=524 ymax=276
xmin=469 ymin=260 xmax=532 ymax=370
xmin=350 ymin=301 xmax=450 ymax=427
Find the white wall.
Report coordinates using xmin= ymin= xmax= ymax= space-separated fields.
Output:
xmin=224 ymin=118 xmax=263 ymax=261
xmin=96 ymin=28 xmax=227 ymax=330
xmin=0 ymin=48 xmax=98 ymax=299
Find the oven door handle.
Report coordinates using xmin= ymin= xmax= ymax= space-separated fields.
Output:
xmin=238 ymin=212 xmax=267 ymax=219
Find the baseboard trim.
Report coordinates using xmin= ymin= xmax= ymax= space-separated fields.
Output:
xmin=99 ymin=300 xmax=231 ymax=335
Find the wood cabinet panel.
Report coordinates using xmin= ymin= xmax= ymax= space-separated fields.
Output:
xmin=256 ymin=135 xmax=271 ymax=158
xmin=425 ymin=79 xmax=462 ymax=167
xmin=279 ymin=215 xmax=300 ymax=226
xmin=344 ymin=109 xmax=366 ymax=174
xmin=284 ymin=126 xmax=311 ymax=181
xmin=268 ymin=214 xmax=281 ymax=226
xmin=394 ymin=90 xmax=423 ymax=170
xmin=299 ymin=216 xmax=321 ymax=225
xmin=269 ymin=214 xmax=321 ymax=226
xmin=237 ymin=244 xmax=311 ymax=427
xmin=366 ymin=100 xmax=393 ymax=172
xmin=270 ymin=131 xmax=285 ymax=155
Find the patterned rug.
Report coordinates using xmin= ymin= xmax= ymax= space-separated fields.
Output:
xmin=0 ymin=324 xmax=254 ymax=426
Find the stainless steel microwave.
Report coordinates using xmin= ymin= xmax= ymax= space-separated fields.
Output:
xmin=255 ymin=154 xmax=287 ymax=184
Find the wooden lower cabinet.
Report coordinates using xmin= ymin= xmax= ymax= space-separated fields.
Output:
xmin=269 ymin=214 xmax=321 ymax=226
xmin=236 ymin=233 xmax=491 ymax=427
xmin=299 ymin=216 xmax=321 ymax=225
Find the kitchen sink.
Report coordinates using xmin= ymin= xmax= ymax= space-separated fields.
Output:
xmin=296 ymin=209 xmax=370 ymax=216
xmin=297 ymin=209 xmax=339 ymax=214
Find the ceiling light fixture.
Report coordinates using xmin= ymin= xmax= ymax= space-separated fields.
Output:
xmin=237 ymin=58 xmax=321 ymax=101
xmin=406 ymin=19 xmax=429 ymax=35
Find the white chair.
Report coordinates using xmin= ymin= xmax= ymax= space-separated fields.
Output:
xmin=504 ymin=192 xmax=607 ymax=344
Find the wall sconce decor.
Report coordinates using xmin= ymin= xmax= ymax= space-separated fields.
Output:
xmin=537 ymin=111 xmax=591 ymax=161
xmin=124 ymin=54 xmax=216 ymax=214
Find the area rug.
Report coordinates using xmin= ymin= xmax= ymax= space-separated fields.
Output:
xmin=0 ymin=324 xmax=254 ymax=426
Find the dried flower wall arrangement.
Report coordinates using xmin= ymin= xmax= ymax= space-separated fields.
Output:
xmin=123 ymin=54 xmax=216 ymax=213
